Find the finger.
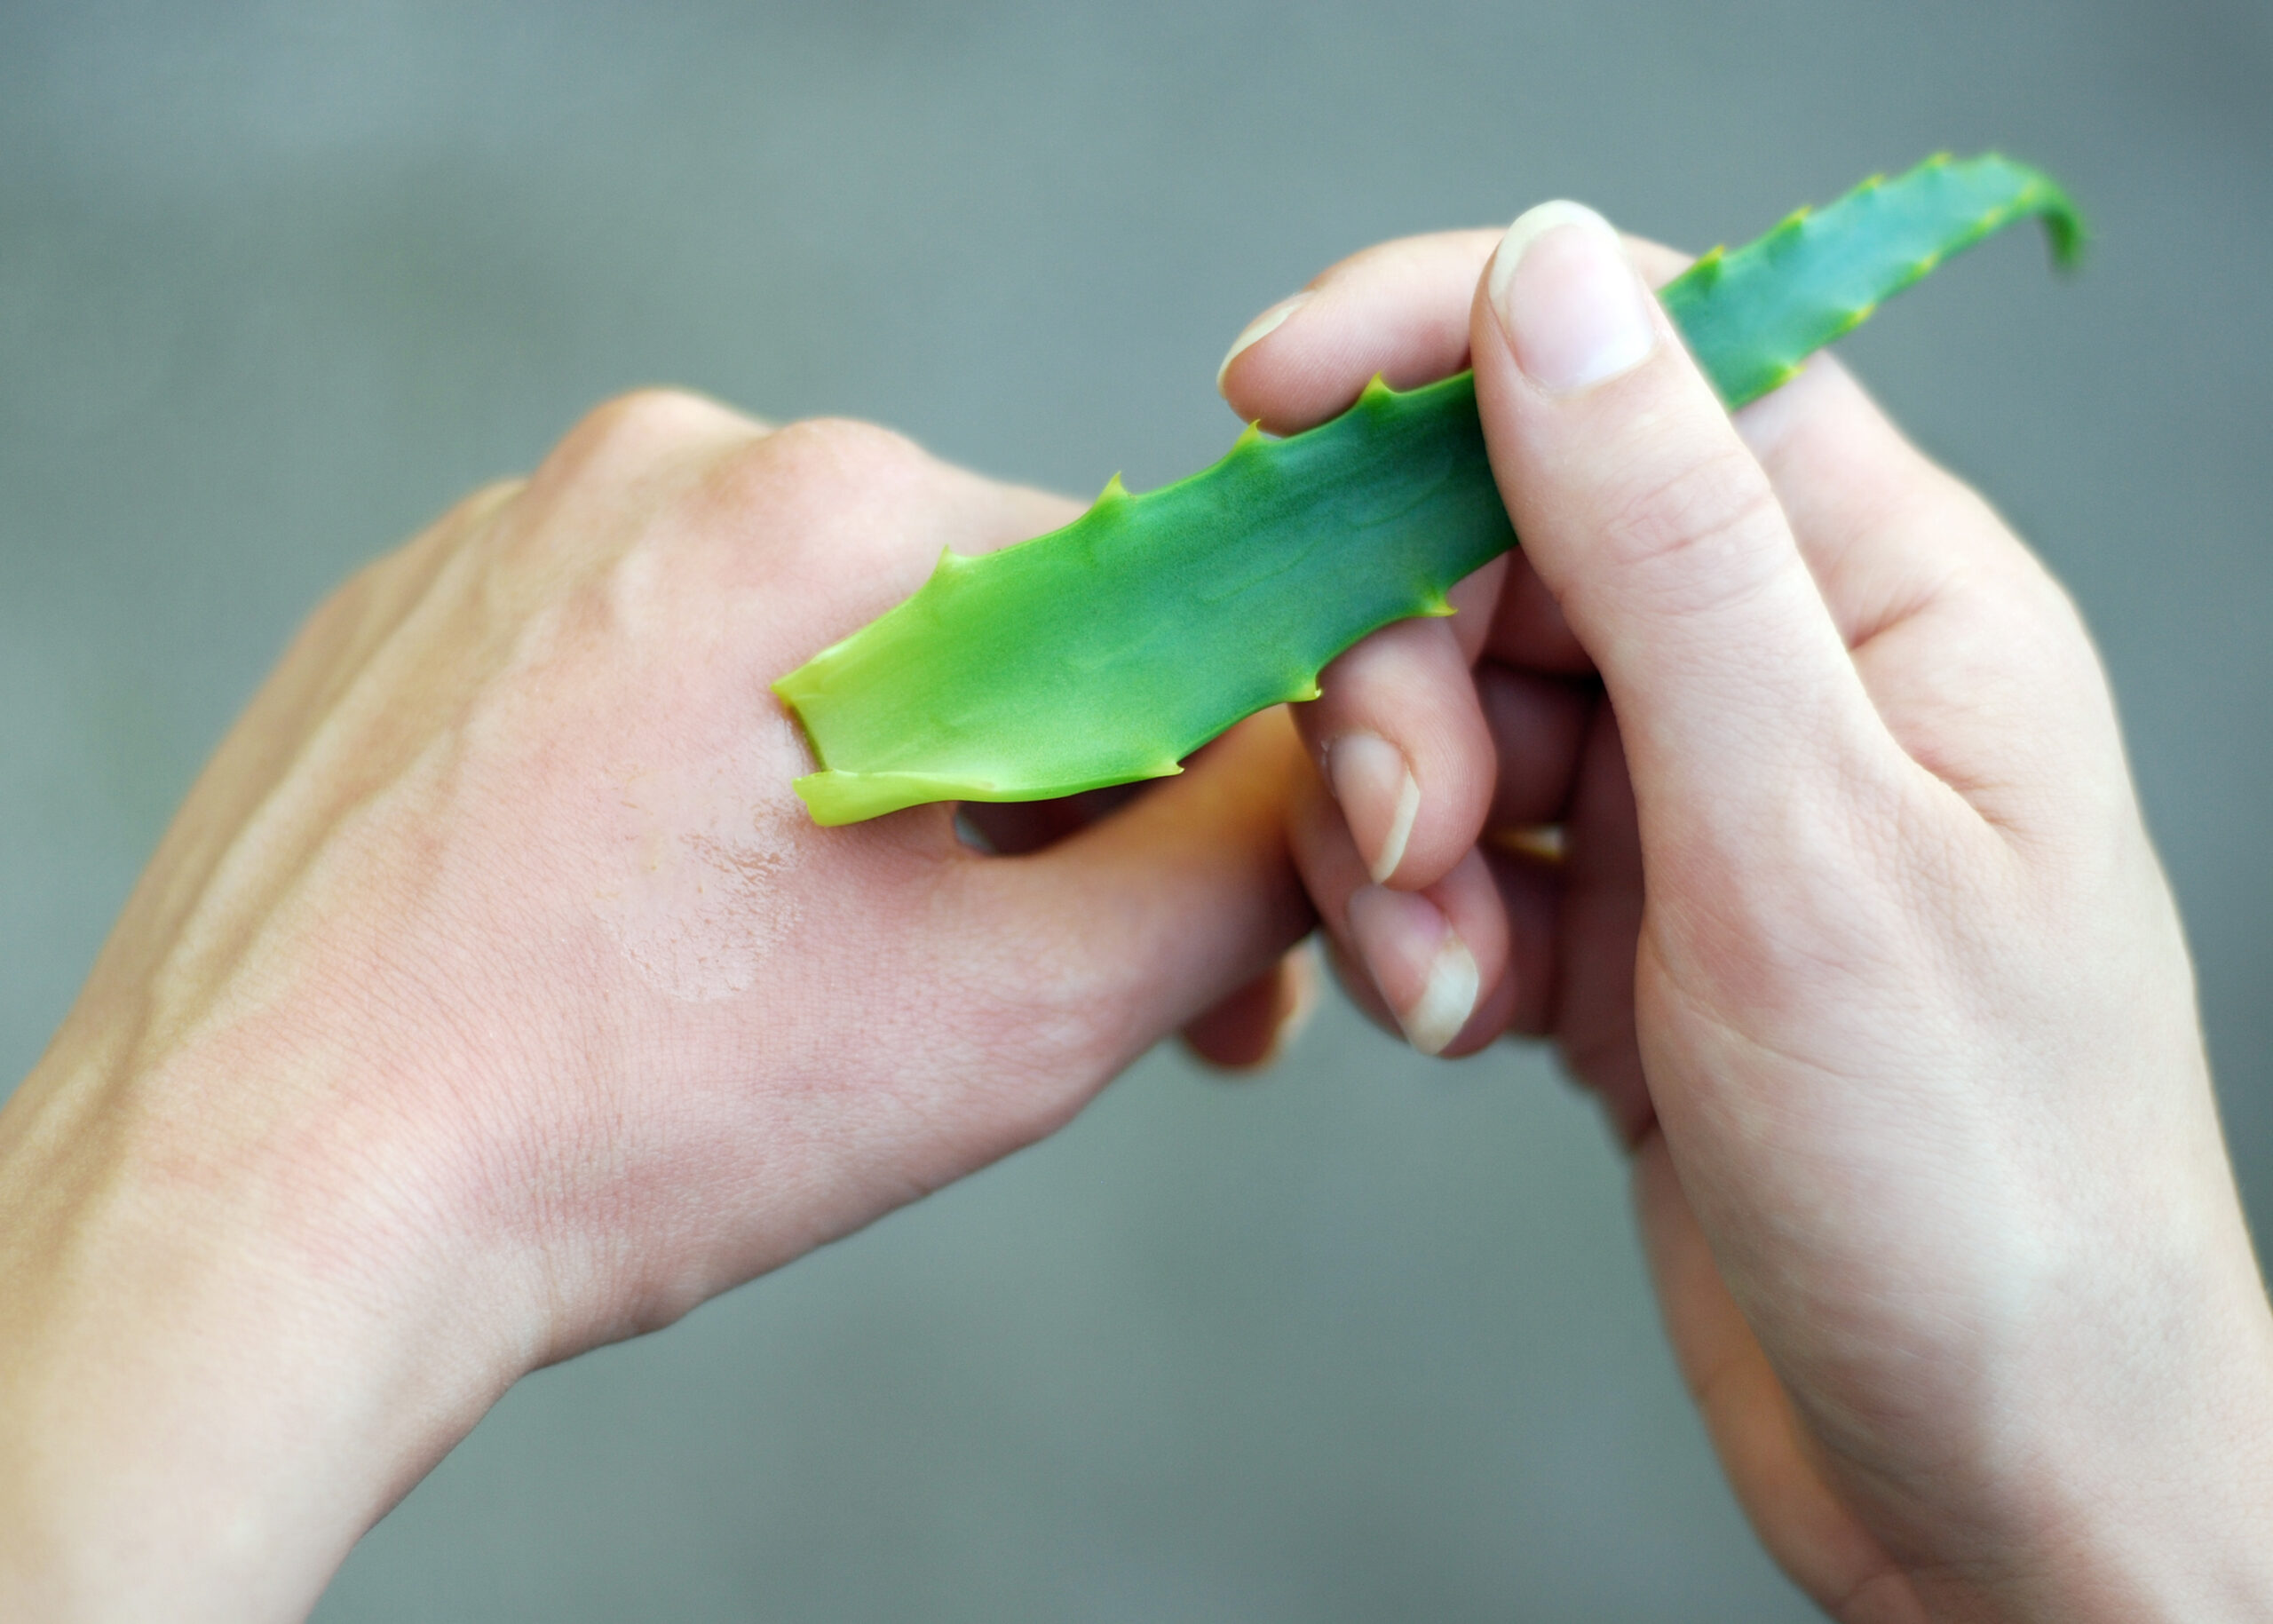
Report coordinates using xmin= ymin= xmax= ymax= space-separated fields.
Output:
xmin=968 ymin=709 xmax=1316 ymax=1099
xmin=1216 ymin=230 xmax=1696 ymax=437
xmin=1632 ymin=1132 xmax=1921 ymax=1620
xmin=1180 ymin=941 xmax=1322 ymax=1073
xmin=1551 ymin=705 xmax=1652 ymax=1144
xmin=1736 ymin=355 xmax=1968 ymax=631
xmin=1292 ymin=614 xmax=1496 ymax=891
xmin=1475 ymin=663 xmax=1594 ymax=831
xmin=1478 ymin=843 xmax=1561 ymax=1039
xmin=1471 ymin=202 xmax=1902 ymax=862
xmin=1480 ymin=547 xmax=1594 ymax=675
xmin=1217 ymin=230 xmax=1501 ymax=432
xmin=1734 ymin=353 xmax=2028 ymax=645
xmin=1730 ymin=354 xmax=2117 ymax=829
xmin=955 ymin=783 xmax=1146 ymax=857
xmin=1287 ymin=764 xmax=1517 ymax=1058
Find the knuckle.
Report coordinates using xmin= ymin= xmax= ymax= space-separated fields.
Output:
xmin=543 ymin=387 xmax=746 ymax=489
xmin=687 ymin=415 xmax=943 ymax=574
xmin=1600 ymin=441 xmax=1787 ymax=605
xmin=508 ymin=391 xmax=755 ymax=574
xmin=751 ymin=415 xmax=931 ymax=491
xmin=582 ymin=385 xmax=733 ymax=447
xmin=432 ymin=476 xmax=527 ymax=540
xmin=423 ymin=478 xmax=528 ymax=564
xmin=294 ymin=561 xmax=383 ymax=656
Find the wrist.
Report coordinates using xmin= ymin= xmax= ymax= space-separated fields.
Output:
xmin=2033 ymin=1293 xmax=2273 ymax=1623
xmin=1930 ymin=1232 xmax=2273 ymax=1624
xmin=0 ymin=1038 xmax=522 ymax=1621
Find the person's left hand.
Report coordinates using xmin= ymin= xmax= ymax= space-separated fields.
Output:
xmin=0 ymin=391 xmax=1311 ymax=1623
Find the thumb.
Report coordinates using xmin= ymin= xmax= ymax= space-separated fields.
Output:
xmin=1469 ymin=202 xmax=1892 ymax=853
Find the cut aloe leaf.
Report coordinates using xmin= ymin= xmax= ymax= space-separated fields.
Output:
xmin=776 ymin=152 xmax=2081 ymax=826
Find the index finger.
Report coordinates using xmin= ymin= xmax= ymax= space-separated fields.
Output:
xmin=1218 ymin=228 xmax=1694 ymax=435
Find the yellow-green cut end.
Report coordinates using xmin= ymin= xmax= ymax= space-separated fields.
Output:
xmin=792 ymin=760 xmax=1187 ymax=826
xmin=793 ymin=770 xmax=1005 ymax=825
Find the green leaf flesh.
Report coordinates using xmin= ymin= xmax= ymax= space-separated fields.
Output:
xmin=775 ymin=153 xmax=2082 ymax=826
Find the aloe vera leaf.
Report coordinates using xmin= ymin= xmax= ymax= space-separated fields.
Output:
xmin=1661 ymin=152 xmax=2083 ymax=405
xmin=776 ymin=152 xmax=2081 ymax=827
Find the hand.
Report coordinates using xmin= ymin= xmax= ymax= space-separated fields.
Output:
xmin=1220 ymin=212 xmax=2273 ymax=1619
xmin=0 ymin=393 xmax=1312 ymax=1620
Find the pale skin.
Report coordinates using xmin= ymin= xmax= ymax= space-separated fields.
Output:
xmin=0 ymin=400 xmax=1312 ymax=1620
xmin=0 ymin=202 xmax=2267 ymax=1622
xmin=1221 ymin=210 xmax=2273 ymax=1618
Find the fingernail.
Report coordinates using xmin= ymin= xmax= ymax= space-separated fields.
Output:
xmin=1346 ymin=885 xmax=1479 ymax=1057
xmin=1216 ymin=292 xmax=1311 ymax=389
xmin=1485 ymin=201 xmax=1658 ymax=395
xmin=1327 ymin=733 xmax=1420 ymax=884
xmin=1263 ymin=941 xmax=1324 ymax=1063
xmin=1485 ymin=822 xmax=1566 ymax=863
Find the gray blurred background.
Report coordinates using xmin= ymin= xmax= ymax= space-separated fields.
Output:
xmin=4 ymin=1 xmax=2269 ymax=1618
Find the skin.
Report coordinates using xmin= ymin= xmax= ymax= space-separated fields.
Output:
xmin=0 ymin=393 xmax=1313 ymax=1621
xmin=1221 ymin=217 xmax=2273 ymax=1619
xmin=4 ymin=206 xmax=2269 ymax=1621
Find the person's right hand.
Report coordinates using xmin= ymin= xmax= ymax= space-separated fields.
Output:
xmin=1220 ymin=210 xmax=2273 ymax=1619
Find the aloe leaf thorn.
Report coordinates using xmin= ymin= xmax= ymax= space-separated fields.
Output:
xmin=775 ymin=152 xmax=2082 ymax=827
